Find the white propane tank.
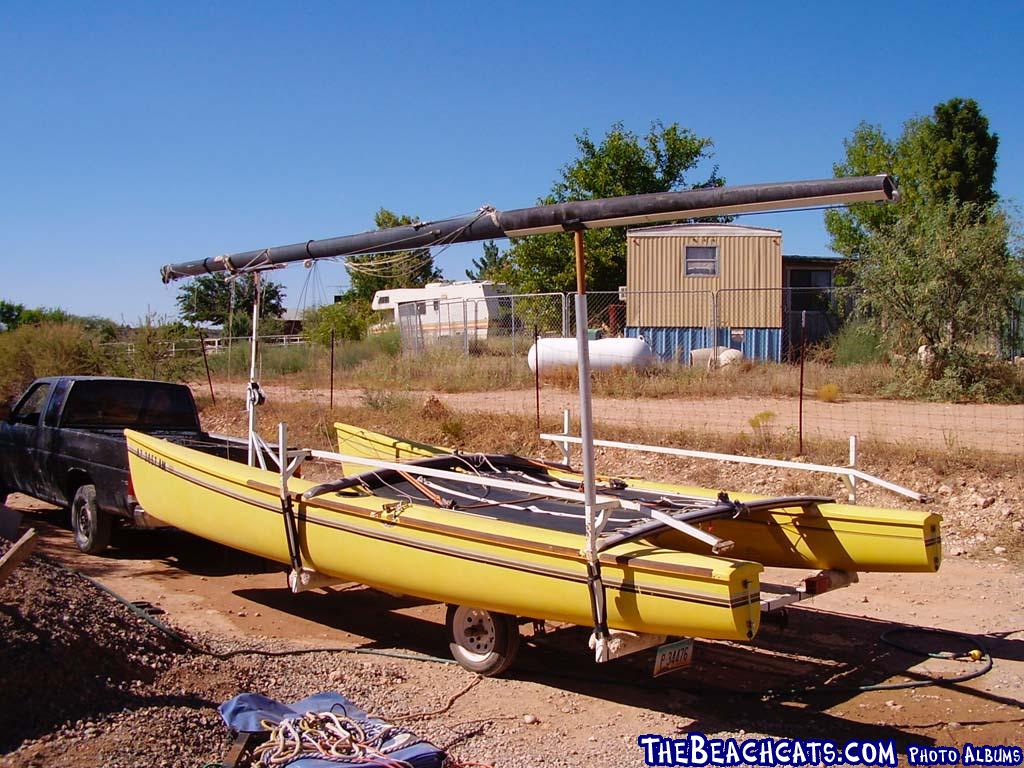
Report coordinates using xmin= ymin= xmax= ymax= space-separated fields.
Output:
xmin=527 ymin=337 xmax=656 ymax=374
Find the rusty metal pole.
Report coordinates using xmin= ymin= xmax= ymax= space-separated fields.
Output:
xmin=533 ymin=325 xmax=540 ymax=434
xmin=329 ymin=328 xmax=335 ymax=410
xmin=198 ymin=330 xmax=216 ymax=405
xmin=798 ymin=309 xmax=806 ymax=455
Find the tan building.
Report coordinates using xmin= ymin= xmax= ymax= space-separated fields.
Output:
xmin=622 ymin=224 xmax=840 ymax=362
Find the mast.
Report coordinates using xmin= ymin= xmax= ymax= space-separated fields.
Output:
xmin=159 ymin=176 xmax=897 ymax=282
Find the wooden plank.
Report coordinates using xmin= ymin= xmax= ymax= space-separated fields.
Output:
xmin=0 ymin=506 xmax=24 ymax=541
xmin=0 ymin=529 xmax=38 ymax=585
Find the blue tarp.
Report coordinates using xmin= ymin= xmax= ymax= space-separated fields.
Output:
xmin=219 ymin=692 xmax=446 ymax=768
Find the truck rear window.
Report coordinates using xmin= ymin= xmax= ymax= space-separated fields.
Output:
xmin=61 ymin=381 xmax=199 ymax=431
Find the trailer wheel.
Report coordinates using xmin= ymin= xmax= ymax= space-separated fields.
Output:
xmin=71 ymin=485 xmax=112 ymax=555
xmin=445 ymin=604 xmax=520 ymax=676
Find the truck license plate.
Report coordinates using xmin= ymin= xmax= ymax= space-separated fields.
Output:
xmin=653 ymin=638 xmax=694 ymax=677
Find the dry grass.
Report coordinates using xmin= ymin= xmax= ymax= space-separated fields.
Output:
xmin=816 ymin=383 xmax=841 ymax=403
xmin=194 ymin=392 xmax=1023 ymax=481
xmin=204 ymin=337 xmax=1023 ymax=404
xmin=485 ymin=358 xmax=902 ymax=401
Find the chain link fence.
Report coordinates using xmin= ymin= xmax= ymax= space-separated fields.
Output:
xmin=394 ymin=288 xmax=869 ymax=365
xmin=397 ymin=293 xmax=566 ymax=357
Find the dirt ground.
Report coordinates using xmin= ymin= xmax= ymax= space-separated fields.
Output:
xmin=215 ymin=383 xmax=1024 ymax=455
xmin=3 ymin=491 xmax=1022 ymax=767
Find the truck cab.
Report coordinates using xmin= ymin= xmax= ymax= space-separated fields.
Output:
xmin=0 ymin=376 xmax=204 ymax=553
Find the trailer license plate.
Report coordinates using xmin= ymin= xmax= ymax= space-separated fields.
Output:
xmin=653 ymin=638 xmax=694 ymax=677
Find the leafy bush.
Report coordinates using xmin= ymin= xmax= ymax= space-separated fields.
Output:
xmin=828 ymin=322 xmax=885 ymax=366
xmin=303 ymin=302 xmax=371 ymax=345
xmin=0 ymin=323 xmax=105 ymax=403
xmin=883 ymin=355 xmax=1024 ymax=403
xmin=104 ymin=317 xmax=200 ymax=382
xmin=360 ymin=388 xmax=411 ymax=412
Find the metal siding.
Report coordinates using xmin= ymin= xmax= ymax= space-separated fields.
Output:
xmin=626 ymin=234 xmax=782 ymax=327
xmin=626 ymin=327 xmax=731 ymax=363
xmin=627 ymin=326 xmax=782 ymax=363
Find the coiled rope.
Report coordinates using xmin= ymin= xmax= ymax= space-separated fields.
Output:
xmin=253 ymin=711 xmax=414 ymax=767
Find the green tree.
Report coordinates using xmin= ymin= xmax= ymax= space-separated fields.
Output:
xmin=502 ymin=121 xmax=723 ymax=293
xmin=0 ymin=300 xmax=25 ymax=331
xmin=331 ymin=208 xmax=443 ymax=335
xmin=176 ymin=274 xmax=286 ymax=336
xmin=465 ymin=241 xmax=508 ymax=281
xmin=856 ymin=200 xmax=1023 ymax=389
xmin=302 ymin=302 xmax=371 ymax=345
xmin=826 ymin=98 xmax=999 ymax=259
xmin=343 ymin=209 xmax=442 ymax=303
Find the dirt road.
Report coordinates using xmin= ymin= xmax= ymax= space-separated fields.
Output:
xmin=219 ymin=383 xmax=1024 ymax=455
xmin=7 ymin=495 xmax=1023 ymax=766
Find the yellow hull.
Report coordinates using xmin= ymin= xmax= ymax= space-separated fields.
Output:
xmin=126 ymin=430 xmax=763 ymax=641
xmin=336 ymin=422 xmax=942 ymax=574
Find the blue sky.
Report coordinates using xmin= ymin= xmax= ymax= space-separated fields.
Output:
xmin=2 ymin=1 xmax=1021 ymax=322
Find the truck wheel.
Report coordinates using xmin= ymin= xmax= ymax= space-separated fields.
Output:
xmin=445 ymin=604 xmax=520 ymax=676
xmin=71 ymin=485 xmax=112 ymax=555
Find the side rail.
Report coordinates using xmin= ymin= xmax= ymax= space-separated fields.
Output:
xmin=540 ymin=431 xmax=927 ymax=503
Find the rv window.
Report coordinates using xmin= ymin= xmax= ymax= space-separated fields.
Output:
xmin=378 ymin=295 xmax=389 ymax=305
xmin=432 ymin=300 xmax=439 ymax=312
xmin=684 ymin=246 xmax=718 ymax=276
xmin=417 ymin=301 xmax=427 ymax=315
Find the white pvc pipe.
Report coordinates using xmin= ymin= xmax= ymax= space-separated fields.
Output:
xmin=540 ymin=433 xmax=926 ymax=502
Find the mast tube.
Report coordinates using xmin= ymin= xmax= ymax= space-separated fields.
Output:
xmin=160 ymin=176 xmax=897 ymax=282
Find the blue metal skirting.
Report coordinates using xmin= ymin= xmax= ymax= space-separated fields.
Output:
xmin=626 ymin=327 xmax=782 ymax=363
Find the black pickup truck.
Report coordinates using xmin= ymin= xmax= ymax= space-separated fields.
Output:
xmin=0 ymin=376 xmax=236 ymax=554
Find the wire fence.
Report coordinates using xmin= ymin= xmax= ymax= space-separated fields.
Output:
xmin=394 ymin=288 xmax=868 ymax=365
xmin=102 ymin=290 xmax=1024 ymax=457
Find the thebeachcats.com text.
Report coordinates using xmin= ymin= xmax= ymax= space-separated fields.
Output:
xmin=637 ymin=733 xmax=1023 ymax=767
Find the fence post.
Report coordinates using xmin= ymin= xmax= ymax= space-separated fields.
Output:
xmin=798 ymin=309 xmax=806 ymax=455
xmin=711 ymin=291 xmax=719 ymax=367
xmin=511 ymin=295 xmax=516 ymax=357
xmin=561 ymin=408 xmax=571 ymax=465
xmin=562 ymin=293 xmax=570 ymax=338
xmin=533 ymin=325 xmax=540 ymax=434
xmin=848 ymin=435 xmax=858 ymax=502
xmin=198 ymin=330 xmax=216 ymax=405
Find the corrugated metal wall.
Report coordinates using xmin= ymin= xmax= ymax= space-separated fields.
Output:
xmin=626 ymin=327 xmax=783 ymax=363
xmin=626 ymin=233 xmax=782 ymax=327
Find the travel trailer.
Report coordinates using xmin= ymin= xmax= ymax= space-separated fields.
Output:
xmin=371 ymin=280 xmax=510 ymax=340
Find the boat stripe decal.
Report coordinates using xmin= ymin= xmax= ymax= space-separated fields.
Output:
xmin=128 ymin=446 xmax=755 ymax=609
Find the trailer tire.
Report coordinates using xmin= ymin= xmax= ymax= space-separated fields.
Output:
xmin=446 ymin=604 xmax=520 ymax=676
xmin=72 ymin=484 xmax=112 ymax=555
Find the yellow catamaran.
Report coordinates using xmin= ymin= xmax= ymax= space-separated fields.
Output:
xmin=126 ymin=421 xmax=939 ymax=674
xmin=133 ymin=174 xmax=935 ymax=674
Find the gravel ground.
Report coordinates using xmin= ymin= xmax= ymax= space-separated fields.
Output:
xmin=2 ymin=434 xmax=1022 ymax=767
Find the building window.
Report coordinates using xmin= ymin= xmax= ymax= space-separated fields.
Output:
xmin=789 ymin=268 xmax=833 ymax=312
xmin=684 ymin=245 xmax=718 ymax=276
